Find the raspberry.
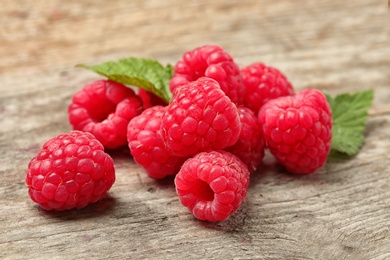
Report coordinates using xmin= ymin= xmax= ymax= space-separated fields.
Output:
xmin=127 ymin=106 xmax=186 ymax=179
xmin=137 ymin=89 xmax=167 ymax=109
xmin=161 ymin=77 xmax=242 ymax=158
xmin=225 ymin=107 xmax=265 ymax=173
xmin=175 ymin=150 xmax=250 ymax=221
xmin=169 ymin=45 xmax=245 ymax=105
xmin=241 ymin=62 xmax=294 ymax=115
xmin=258 ymin=88 xmax=332 ymax=174
xmin=68 ymin=79 xmax=143 ymax=149
xmin=25 ymin=131 xmax=116 ymax=211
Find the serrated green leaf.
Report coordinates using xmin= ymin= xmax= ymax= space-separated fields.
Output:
xmin=78 ymin=57 xmax=173 ymax=103
xmin=326 ymin=89 xmax=374 ymax=157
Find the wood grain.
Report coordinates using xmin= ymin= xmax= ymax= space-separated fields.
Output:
xmin=0 ymin=0 xmax=389 ymax=259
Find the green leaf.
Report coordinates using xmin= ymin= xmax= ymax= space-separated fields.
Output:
xmin=326 ymin=89 xmax=374 ymax=157
xmin=78 ymin=57 xmax=173 ymax=103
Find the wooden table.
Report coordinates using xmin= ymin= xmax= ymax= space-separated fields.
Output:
xmin=1 ymin=1 xmax=389 ymax=259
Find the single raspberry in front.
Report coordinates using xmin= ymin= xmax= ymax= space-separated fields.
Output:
xmin=175 ymin=150 xmax=250 ymax=222
xmin=127 ymin=106 xmax=186 ymax=179
xmin=241 ymin=62 xmax=294 ymax=115
xmin=68 ymin=79 xmax=143 ymax=149
xmin=225 ymin=107 xmax=265 ymax=173
xmin=169 ymin=45 xmax=245 ymax=105
xmin=25 ymin=131 xmax=116 ymax=211
xmin=258 ymin=88 xmax=332 ymax=174
xmin=161 ymin=77 xmax=242 ymax=158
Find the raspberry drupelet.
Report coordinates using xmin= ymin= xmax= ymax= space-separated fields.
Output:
xmin=127 ymin=106 xmax=186 ymax=179
xmin=68 ymin=79 xmax=143 ymax=149
xmin=169 ymin=45 xmax=245 ymax=105
xmin=25 ymin=131 xmax=116 ymax=211
xmin=161 ymin=77 xmax=242 ymax=158
xmin=175 ymin=150 xmax=250 ymax=222
xmin=258 ymin=88 xmax=332 ymax=174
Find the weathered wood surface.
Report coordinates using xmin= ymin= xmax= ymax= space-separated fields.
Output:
xmin=0 ymin=0 xmax=389 ymax=259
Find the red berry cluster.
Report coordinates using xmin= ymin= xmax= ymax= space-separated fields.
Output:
xmin=26 ymin=45 xmax=332 ymax=222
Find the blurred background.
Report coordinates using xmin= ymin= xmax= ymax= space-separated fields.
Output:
xmin=0 ymin=0 xmax=387 ymax=92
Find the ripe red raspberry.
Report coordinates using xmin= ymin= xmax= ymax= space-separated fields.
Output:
xmin=169 ymin=45 xmax=245 ymax=105
xmin=161 ymin=77 xmax=242 ymax=158
xmin=175 ymin=150 xmax=250 ymax=222
xmin=225 ymin=107 xmax=265 ymax=173
xmin=258 ymin=88 xmax=332 ymax=174
xmin=25 ymin=131 xmax=116 ymax=211
xmin=68 ymin=79 xmax=143 ymax=149
xmin=127 ymin=106 xmax=186 ymax=179
xmin=137 ymin=89 xmax=167 ymax=109
xmin=241 ymin=62 xmax=294 ymax=115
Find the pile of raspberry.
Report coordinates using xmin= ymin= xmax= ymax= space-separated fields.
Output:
xmin=26 ymin=45 xmax=332 ymax=222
